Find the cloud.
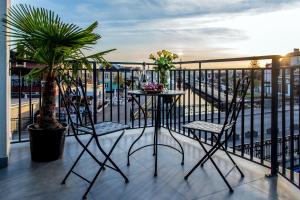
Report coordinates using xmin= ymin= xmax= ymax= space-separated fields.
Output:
xmin=11 ymin=0 xmax=300 ymax=61
xmin=73 ymin=0 xmax=300 ymax=21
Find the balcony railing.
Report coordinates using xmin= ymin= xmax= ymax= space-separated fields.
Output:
xmin=9 ymin=55 xmax=300 ymax=189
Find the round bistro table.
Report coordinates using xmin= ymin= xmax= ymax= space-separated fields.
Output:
xmin=127 ymin=90 xmax=185 ymax=176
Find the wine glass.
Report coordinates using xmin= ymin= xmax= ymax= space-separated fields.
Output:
xmin=125 ymin=80 xmax=132 ymax=88
xmin=135 ymin=70 xmax=143 ymax=89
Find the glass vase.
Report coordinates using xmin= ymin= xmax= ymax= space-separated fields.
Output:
xmin=159 ymin=69 xmax=170 ymax=91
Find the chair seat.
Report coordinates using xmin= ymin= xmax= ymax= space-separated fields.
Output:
xmin=183 ymin=121 xmax=233 ymax=134
xmin=77 ymin=122 xmax=130 ymax=136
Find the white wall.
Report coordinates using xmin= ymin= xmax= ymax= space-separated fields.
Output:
xmin=0 ymin=0 xmax=11 ymax=168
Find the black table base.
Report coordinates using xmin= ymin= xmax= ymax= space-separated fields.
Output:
xmin=127 ymin=90 xmax=185 ymax=176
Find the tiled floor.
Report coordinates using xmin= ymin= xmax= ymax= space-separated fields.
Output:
xmin=1 ymin=128 xmax=299 ymax=200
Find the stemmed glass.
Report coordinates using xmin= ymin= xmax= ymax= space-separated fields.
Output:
xmin=125 ymin=79 xmax=133 ymax=89
xmin=137 ymin=69 xmax=149 ymax=89
xmin=135 ymin=70 xmax=144 ymax=89
xmin=136 ymin=70 xmax=143 ymax=83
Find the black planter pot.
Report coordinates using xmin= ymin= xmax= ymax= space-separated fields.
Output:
xmin=28 ymin=124 xmax=68 ymax=162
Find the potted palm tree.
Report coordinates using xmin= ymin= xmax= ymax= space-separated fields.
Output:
xmin=3 ymin=4 xmax=114 ymax=162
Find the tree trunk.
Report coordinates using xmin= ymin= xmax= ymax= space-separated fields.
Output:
xmin=37 ymin=72 xmax=60 ymax=129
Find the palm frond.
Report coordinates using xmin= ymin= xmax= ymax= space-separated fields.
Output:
xmin=3 ymin=4 xmax=112 ymax=74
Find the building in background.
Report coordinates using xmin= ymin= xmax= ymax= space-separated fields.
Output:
xmin=265 ymin=49 xmax=300 ymax=97
xmin=98 ymin=64 xmax=139 ymax=93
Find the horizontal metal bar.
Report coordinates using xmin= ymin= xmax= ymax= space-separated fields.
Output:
xmin=172 ymin=55 xmax=281 ymax=64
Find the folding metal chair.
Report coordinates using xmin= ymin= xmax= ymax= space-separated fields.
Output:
xmin=56 ymin=76 xmax=129 ymax=199
xmin=183 ymin=77 xmax=250 ymax=192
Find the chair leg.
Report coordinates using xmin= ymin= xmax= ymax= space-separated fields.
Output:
xmin=61 ymin=136 xmax=94 ymax=184
xmin=100 ymin=130 xmax=129 ymax=183
xmin=213 ymin=136 xmax=244 ymax=177
xmin=184 ymin=132 xmax=220 ymax=180
xmin=61 ymin=134 xmax=110 ymax=185
xmin=193 ymin=130 xmax=219 ymax=158
xmin=200 ymin=132 xmax=230 ymax=167
xmin=198 ymin=141 xmax=234 ymax=192
xmin=82 ymin=159 xmax=107 ymax=200
xmin=82 ymin=130 xmax=129 ymax=199
xmin=219 ymin=144 xmax=244 ymax=177
xmin=64 ymin=131 xmax=128 ymax=199
xmin=201 ymin=135 xmax=244 ymax=177
xmin=184 ymin=130 xmax=234 ymax=192
xmin=200 ymin=135 xmax=226 ymax=167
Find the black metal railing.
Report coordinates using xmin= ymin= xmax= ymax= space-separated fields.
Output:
xmin=10 ymin=55 xmax=300 ymax=188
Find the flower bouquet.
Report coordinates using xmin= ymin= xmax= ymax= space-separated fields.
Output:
xmin=149 ymin=50 xmax=178 ymax=90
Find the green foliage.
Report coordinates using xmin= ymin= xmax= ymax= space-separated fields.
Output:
xmin=3 ymin=4 xmax=115 ymax=80
xmin=249 ymin=60 xmax=260 ymax=68
xmin=149 ymin=50 xmax=178 ymax=72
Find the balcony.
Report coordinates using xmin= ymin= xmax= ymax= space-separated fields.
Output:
xmin=1 ymin=128 xmax=300 ymax=200
xmin=4 ymin=56 xmax=300 ymax=199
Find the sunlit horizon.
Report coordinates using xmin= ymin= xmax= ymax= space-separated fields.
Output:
xmin=12 ymin=0 xmax=300 ymax=63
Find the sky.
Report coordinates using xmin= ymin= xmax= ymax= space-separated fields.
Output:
xmin=11 ymin=0 xmax=300 ymax=63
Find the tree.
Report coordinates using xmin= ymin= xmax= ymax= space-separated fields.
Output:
xmin=249 ymin=60 xmax=260 ymax=68
xmin=3 ymin=4 xmax=115 ymax=129
xmin=249 ymin=60 xmax=262 ymax=82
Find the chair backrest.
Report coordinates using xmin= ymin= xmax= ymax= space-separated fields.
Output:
xmin=56 ymin=75 xmax=96 ymax=136
xmin=221 ymin=76 xmax=251 ymax=138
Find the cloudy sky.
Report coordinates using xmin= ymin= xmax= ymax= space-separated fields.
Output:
xmin=11 ymin=0 xmax=300 ymax=62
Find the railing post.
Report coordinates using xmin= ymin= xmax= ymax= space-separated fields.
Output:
xmin=93 ymin=62 xmax=98 ymax=123
xmin=270 ymin=57 xmax=280 ymax=176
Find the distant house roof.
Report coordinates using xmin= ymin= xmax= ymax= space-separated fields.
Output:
xmin=10 ymin=50 xmax=45 ymax=69
xmin=98 ymin=64 xmax=139 ymax=71
xmin=281 ymin=48 xmax=300 ymax=66
xmin=286 ymin=48 xmax=300 ymax=57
